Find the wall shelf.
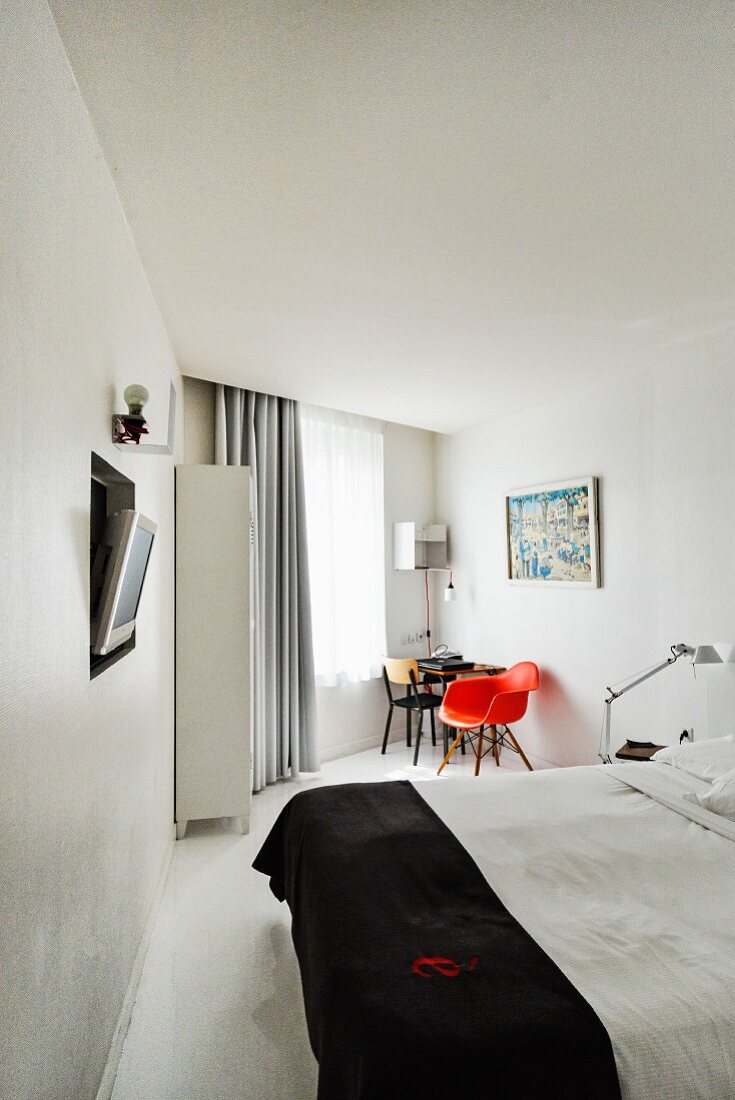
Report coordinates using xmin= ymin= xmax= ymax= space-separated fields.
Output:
xmin=394 ymin=522 xmax=448 ymax=570
xmin=112 ymin=380 xmax=176 ymax=455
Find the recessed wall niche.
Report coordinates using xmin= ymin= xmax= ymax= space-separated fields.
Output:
xmin=90 ymin=452 xmax=135 ymax=679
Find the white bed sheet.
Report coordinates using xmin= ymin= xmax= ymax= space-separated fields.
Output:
xmin=416 ymin=763 xmax=735 ymax=1100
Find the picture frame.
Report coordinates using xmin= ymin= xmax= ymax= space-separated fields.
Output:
xmin=505 ymin=476 xmax=600 ymax=587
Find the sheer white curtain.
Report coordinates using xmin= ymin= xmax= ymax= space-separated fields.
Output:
xmin=300 ymin=404 xmax=386 ymax=687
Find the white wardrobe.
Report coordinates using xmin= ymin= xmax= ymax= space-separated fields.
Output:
xmin=175 ymin=465 xmax=252 ymax=839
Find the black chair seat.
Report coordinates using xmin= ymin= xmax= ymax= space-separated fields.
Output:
xmin=394 ymin=692 xmax=442 ymax=710
xmin=382 ymin=661 xmax=443 ymax=765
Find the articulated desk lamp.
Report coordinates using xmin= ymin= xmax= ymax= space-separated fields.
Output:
xmin=600 ymin=643 xmax=732 ymax=764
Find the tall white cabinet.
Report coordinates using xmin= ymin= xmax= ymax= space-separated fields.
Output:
xmin=175 ymin=465 xmax=252 ymax=839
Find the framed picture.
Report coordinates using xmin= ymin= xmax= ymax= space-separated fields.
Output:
xmin=506 ymin=477 xmax=600 ymax=587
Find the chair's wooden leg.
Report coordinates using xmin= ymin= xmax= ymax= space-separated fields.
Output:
xmin=492 ymin=723 xmax=500 ymax=767
xmin=474 ymin=728 xmax=484 ymax=776
xmin=430 ymin=706 xmax=436 ymax=747
xmin=505 ymin=726 xmax=533 ymax=771
xmin=437 ymin=731 xmax=465 ymax=775
xmin=413 ymin=711 xmax=424 ymax=767
xmin=381 ymin=706 xmax=394 ymax=754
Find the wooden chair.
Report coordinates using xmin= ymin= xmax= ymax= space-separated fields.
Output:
xmin=382 ymin=658 xmax=443 ymax=766
xmin=437 ymin=662 xmax=539 ymax=776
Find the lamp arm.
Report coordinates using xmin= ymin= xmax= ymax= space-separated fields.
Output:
xmin=605 ymin=656 xmax=678 ymax=702
xmin=600 ymin=645 xmax=692 ymax=763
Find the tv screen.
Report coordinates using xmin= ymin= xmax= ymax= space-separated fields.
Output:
xmin=112 ymin=525 xmax=155 ymax=630
xmin=91 ymin=510 xmax=157 ymax=656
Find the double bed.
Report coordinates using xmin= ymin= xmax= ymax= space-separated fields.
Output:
xmin=254 ymin=756 xmax=735 ymax=1099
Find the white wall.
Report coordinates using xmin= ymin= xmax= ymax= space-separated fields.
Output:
xmin=436 ymin=349 xmax=735 ymax=766
xmin=182 ymin=376 xmax=216 ymax=465
xmin=181 ymin=378 xmax=438 ymax=761
xmin=1 ymin=4 xmax=180 ymax=1097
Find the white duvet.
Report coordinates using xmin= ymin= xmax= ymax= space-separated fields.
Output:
xmin=416 ymin=763 xmax=735 ymax=1100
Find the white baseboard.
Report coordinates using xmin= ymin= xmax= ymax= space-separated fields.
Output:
xmin=522 ymin=750 xmax=557 ymax=770
xmin=321 ymin=732 xmax=557 ymax=771
xmin=320 ymin=732 xmax=386 ymax=763
xmin=95 ymin=824 xmax=176 ymax=1100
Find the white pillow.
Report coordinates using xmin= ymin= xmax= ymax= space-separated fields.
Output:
xmin=695 ymin=767 xmax=735 ymax=822
xmin=651 ymin=735 xmax=735 ymax=782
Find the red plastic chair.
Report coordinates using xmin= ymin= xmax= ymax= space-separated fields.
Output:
xmin=436 ymin=662 xmax=540 ymax=776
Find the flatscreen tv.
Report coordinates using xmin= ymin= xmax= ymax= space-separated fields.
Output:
xmin=91 ymin=510 xmax=157 ymax=656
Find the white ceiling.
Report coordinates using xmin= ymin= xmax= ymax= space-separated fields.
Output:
xmin=51 ymin=1 xmax=735 ymax=433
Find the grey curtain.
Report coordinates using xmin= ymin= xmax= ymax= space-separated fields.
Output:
xmin=215 ymin=384 xmax=319 ymax=791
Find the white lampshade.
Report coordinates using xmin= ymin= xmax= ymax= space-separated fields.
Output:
xmin=692 ymin=645 xmax=723 ymax=665
xmin=714 ymin=643 xmax=735 ymax=664
xmin=444 ymin=582 xmax=456 ymax=602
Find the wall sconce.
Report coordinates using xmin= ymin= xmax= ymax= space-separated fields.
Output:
xmin=113 ymin=385 xmax=150 ymax=445
xmin=112 ymin=381 xmax=176 ymax=455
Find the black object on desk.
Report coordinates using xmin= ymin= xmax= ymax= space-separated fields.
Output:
xmin=419 ymin=657 xmax=475 ymax=671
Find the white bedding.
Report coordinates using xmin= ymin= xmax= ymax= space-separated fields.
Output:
xmin=416 ymin=763 xmax=735 ymax=1100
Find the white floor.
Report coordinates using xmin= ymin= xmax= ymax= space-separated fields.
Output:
xmin=111 ymin=736 xmax=546 ymax=1100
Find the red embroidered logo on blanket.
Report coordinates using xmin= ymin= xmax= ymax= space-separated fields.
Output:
xmin=411 ymin=955 xmax=479 ymax=978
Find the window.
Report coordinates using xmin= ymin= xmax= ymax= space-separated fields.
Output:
xmin=300 ymin=404 xmax=386 ymax=686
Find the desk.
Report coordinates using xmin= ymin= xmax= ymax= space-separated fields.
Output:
xmin=417 ymin=662 xmax=505 ymax=680
xmin=416 ymin=662 xmax=506 ymax=756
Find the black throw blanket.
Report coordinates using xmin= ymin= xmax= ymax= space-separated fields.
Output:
xmin=253 ymin=781 xmax=621 ymax=1100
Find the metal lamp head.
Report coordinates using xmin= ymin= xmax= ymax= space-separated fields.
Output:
xmin=692 ymin=645 xmax=723 ymax=665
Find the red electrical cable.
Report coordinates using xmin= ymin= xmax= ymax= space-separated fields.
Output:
xmin=424 ymin=570 xmax=431 ymax=657
xmin=423 ymin=569 xmax=436 ymax=693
